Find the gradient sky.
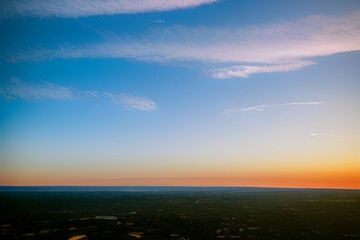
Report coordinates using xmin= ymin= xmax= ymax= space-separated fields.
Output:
xmin=1 ymin=0 xmax=359 ymax=188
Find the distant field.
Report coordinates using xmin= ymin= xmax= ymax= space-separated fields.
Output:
xmin=0 ymin=188 xmax=359 ymax=239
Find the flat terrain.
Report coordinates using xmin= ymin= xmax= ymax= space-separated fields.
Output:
xmin=0 ymin=188 xmax=359 ymax=239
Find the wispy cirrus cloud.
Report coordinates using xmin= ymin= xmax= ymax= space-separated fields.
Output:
xmin=104 ymin=92 xmax=157 ymax=111
xmin=0 ymin=78 xmax=157 ymax=111
xmin=310 ymin=132 xmax=347 ymax=138
xmin=224 ymin=102 xmax=324 ymax=113
xmin=7 ymin=10 xmax=360 ymax=71
xmin=204 ymin=61 xmax=315 ymax=79
xmin=0 ymin=78 xmax=72 ymax=101
xmin=0 ymin=0 xmax=217 ymax=18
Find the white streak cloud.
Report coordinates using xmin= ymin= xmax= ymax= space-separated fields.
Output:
xmin=104 ymin=92 xmax=157 ymax=111
xmin=151 ymin=19 xmax=166 ymax=24
xmin=310 ymin=132 xmax=347 ymax=138
xmin=0 ymin=78 xmax=158 ymax=111
xmin=224 ymin=102 xmax=324 ymax=113
xmin=204 ymin=61 xmax=315 ymax=79
xmin=0 ymin=0 xmax=216 ymax=18
xmin=0 ymin=78 xmax=73 ymax=101
xmin=84 ymin=90 xmax=99 ymax=98
xmin=8 ymin=10 xmax=360 ymax=67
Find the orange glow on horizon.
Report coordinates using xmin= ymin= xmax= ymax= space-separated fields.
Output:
xmin=2 ymin=155 xmax=359 ymax=189
xmin=1 ymin=172 xmax=359 ymax=189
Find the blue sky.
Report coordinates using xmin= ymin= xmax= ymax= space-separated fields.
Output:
xmin=0 ymin=0 xmax=359 ymax=187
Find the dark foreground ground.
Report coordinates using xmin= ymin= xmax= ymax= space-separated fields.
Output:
xmin=0 ymin=187 xmax=359 ymax=240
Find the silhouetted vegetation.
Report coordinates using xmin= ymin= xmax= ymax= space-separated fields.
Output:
xmin=0 ymin=188 xmax=359 ymax=239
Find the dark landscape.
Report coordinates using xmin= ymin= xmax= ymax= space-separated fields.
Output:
xmin=0 ymin=187 xmax=359 ymax=240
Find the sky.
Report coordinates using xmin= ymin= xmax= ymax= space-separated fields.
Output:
xmin=0 ymin=0 xmax=359 ymax=188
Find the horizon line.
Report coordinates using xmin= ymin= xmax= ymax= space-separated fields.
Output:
xmin=0 ymin=185 xmax=359 ymax=191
